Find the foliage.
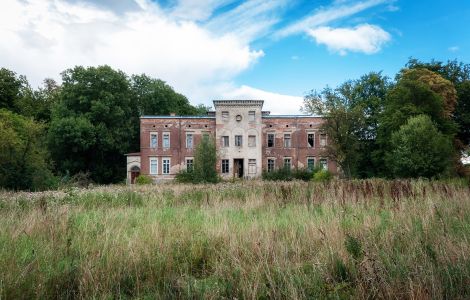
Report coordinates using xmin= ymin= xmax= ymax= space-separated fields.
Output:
xmin=0 ymin=109 xmax=56 ymax=190
xmin=262 ymin=167 xmax=294 ymax=181
xmin=386 ymin=115 xmax=453 ymax=178
xmin=303 ymin=72 xmax=391 ymax=178
xmin=135 ymin=174 xmax=153 ymax=185
xmin=193 ymin=134 xmax=219 ymax=183
xmin=131 ymin=74 xmax=203 ymax=116
xmin=175 ymin=169 xmax=195 ymax=183
xmin=312 ymin=169 xmax=332 ymax=182
xmin=47 ymin=66 xmax=138 ymax=184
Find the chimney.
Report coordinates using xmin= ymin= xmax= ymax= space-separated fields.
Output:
xmin=170 ymin=112 xmax=176 ymax=116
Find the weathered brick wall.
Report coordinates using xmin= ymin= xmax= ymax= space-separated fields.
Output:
xmin=262 ymin=116 xmax=337 ymax=173
xmin=140 ymin=117 xmax=216 ymax=179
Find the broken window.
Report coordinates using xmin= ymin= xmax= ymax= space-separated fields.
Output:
xmin=267 ymin=133 xmax=274 ymax=147
xmin=284 ymin=133 xmax=291 ymax=148
xmin=307 ymin=133 xmax=315 ymax=147
xmin=235 ymin=135 xmax=243 ymax=147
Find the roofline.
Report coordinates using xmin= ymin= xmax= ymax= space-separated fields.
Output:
xmin=140 ymin=116 xmax=215 ymax=119
xmin=263 ymin=115 xmax=323 ymax=118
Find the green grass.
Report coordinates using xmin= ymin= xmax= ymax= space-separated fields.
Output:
xmin=0 ymin=179 xmax=469 ymax=299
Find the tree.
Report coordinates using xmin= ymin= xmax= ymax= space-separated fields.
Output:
xmin=131 ymin=74 xmax=206 ymax=116
xmin=302 ymin=72 xmax=390 ymax=178
xmin=302 ymin=87 xmax=365 ymax=178
xmin=386 ymin=115 xmax=453 ymax=178
xmin=193 ymin=134 xmax=219 ymax=183
xmin=48 ymin=66 xmax=138 ymax=183
xmin=0 ymin=68 xmax=31 ymax=113
xmin=0 ymin=109 xmax=55 ymax=190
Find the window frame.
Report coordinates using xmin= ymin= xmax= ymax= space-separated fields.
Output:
xmin=307 ymin=132 xmax=315 ymax=148
xmin=248 ymin=159 xmax=256 ymax=174
xmin=320 ymin=133 xmax=327 ymax=147
xmin=320 ymin=158 xmax=328 ymax=170
xmin=186 ymin=158 xmax=194 ymax=172
xmin=248 ymin=111 xmax=255 ymax=122
xmin=221 ymin=135 xmax=229 ymax=147
xmin=267 ymin=158 xmax=275 ymax=172
xmin=284 ymin=157 xmax=292 ymax=170
xmin=149 ymin=157 xmax=158 ymax=175
xmin=307 ymin=157 xmax=315 ymax=171
xmin=248 ymin=135 xmax=256 ymax=147
xmin=284 ymin=133 xmax=291 ymax=148
xmin=162 ymin=132 xmax=170 ymax=149
xmin=222 ymin=111 xmax=229 ymax=121
xmin=162 ymin=157 xmax=171 ymax=175
xmin=186 ymin=133 xmax=193 ymax=149
xmin=221 ymin=159 xmax=229 ymax=174
xmin=267 ymin=133 xmax=275 ymax=148
xmin=150 ymin=132 xmax=158 ymax=149
xmin=235 ymin=135 xmax=243 ymax=147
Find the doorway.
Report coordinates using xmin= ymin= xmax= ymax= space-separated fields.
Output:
xmin=130 ymin=166 xmax=140 ymax=184
xmin=233 ymin=159 xmax=244 ymax=178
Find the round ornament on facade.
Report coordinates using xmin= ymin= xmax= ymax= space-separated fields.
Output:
xmin=236 ymin=115 xmax=242 ymax=121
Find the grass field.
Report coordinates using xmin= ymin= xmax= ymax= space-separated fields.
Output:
xmin=1 ymin=180 xmax=470 ymax=299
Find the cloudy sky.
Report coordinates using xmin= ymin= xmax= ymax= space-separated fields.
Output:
xmin=1 ymin=0 xmax=469 ymax=113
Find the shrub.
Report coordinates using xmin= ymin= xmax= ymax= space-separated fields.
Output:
xmin=292 ymin=168 xmax=314 ymax=181
xmin=175 ymin=169 xmax=195 ymax=183
xmin=135 ymin=175 xmax=153 ymax=185
xmin=312 ymin=169 xmax=332 ymax=182
xmin=262 ymin=167 xmax=293 ymax=181
xmin=193 ymin=135 xmax=219 ymax=183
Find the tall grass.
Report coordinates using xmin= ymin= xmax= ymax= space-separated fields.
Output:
xmin=1 ymin=179 xmax=469 ymax=299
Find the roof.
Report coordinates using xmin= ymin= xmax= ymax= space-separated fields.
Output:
xmin=213 ymin=100 xmax=264 ymax=107
xmin=263 ymin=115 xmax=323 ymax=118
xmin=124 ymin=152 xmax=141 ymax=156
xmin=140 ymin=116 xmax=215 ymax=119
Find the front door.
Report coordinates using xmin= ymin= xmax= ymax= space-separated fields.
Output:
xmin=234 ymin=159 xmax=244 ymax=178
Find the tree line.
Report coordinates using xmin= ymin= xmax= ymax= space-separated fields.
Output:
xmin=302 ymin=58 xmax=470 ymax=179
xmin=0 ymin=66 xmax=208 ymax=190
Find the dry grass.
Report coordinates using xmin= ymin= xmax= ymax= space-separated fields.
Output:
xmin=0 ymin=179 xmax=469 ymax=299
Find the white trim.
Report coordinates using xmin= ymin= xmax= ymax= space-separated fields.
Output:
xmin=150 ymin=132 xmax=158 ymax=149
xmin=186 ymin=132 xmax=193 ymax=149
xmin=163 ymin=132 xmax=170 ymax=149
xmin=162 ymin=157 xmax=171 ymax=175
xmin=149 ymin=157 xmax=158 ymax=175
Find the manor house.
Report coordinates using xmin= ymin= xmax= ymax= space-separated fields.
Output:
xmin=126 ymin=100 xmax=336 ymax=183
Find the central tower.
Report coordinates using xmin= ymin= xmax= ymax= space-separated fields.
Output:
xmin=214 ymin=100 xmax=264 ymax=179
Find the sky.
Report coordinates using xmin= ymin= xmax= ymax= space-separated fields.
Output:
xmin=1 ymin=0 xmax=469 ymax=114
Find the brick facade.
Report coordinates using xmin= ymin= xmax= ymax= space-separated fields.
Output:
xmin=126 ymin=100 xmax=336 ymax=182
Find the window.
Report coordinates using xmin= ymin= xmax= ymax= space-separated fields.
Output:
xmin=221 ymin=159 xmax=229 ymax=174
xmin=307 ymin=157 xmax=315 ymax=171
xmin=248 ymin=135 xmax=256 ymax=147
xmin=267 ymin=159 xmax=275 ymax=172
xmin=222 ymin=111 xmax=229 ymax=120
xmin=186 ymin=133 xmax=193 ymax=149
xmin=150 ymin=157 xmax=158 ymax=175
xmin=162 ymin=158 xmax=170 ymax=174
xmin=235 ymin=135 xmax=243 ymax=147
xmin=248 ymin=159 xmax=256 ymax=174
xmin=163 ymin=133 xmax=170 ymax=148
xmin=186 ymin=158 xmax=193 ymax=172
xmin=307 ymin=133 xmax=315 ymax=147
xmin=248 ymin=111 xmax=255 ymax=121
xmin=150 ymin=132 xmax=158 ymax=148
xmin=221 ymin=136 xmax=229 ymax=147
xmin=320 ymin=133 xmax=327 ymax=147
xmin=284 ymin=158 xmax=291 ymax=170
xmin=320 ymin=158 xmax=328 ymax=170
xmin=284 ymin=133 xmax=291 ymax=148
xmin=267 ymin=133 xmax=274 ymax=147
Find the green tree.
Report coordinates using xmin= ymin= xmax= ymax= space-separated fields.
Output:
xmin=131 ymin=74 xmax=206 ymax=116
xmin=386 ymin=115 xmax=453 ymax=178
xmin=0 ymin=68 xmax=31 ymax=113
xmin=0 ymin=109 xmax=55 ymax=190
xmin=303 ymin=72 xmax=390 ymax=178
xmin=193 ymin=134 xmax=219 ymax=183
xmin=48 ymin=66 xmax=138 ymax=183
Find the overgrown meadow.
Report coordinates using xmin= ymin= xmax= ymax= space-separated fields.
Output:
xmin=1 ymin=180 xmax=470 ymax=299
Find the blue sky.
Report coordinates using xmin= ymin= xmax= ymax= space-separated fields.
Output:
xmin=1 ymin=0 xmax=469 ymax=113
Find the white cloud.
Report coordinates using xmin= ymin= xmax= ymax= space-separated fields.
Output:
xmin=276 ymin=0 xmax=388 ymax=38
xmin=221 ymin=85 xmax=304 ymax=115
xmin=448 ymin=46 xmax=459 ymax=52
xmin=307 ymin=24 xmax=390 ymax=55
xmin=0 ymin=0 xmax=263 ymax=96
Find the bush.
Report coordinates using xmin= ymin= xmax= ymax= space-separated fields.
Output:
xmin=175 ymin=170 xmax=195 ymax=183
xmin=135 ymin=175 xmax=153 ymax=185
xmin=312 ymin=169 xmax=332 ymax=182
xmin=262 ymin=167 xmax=293 ymax=181
xmin=292 ymin=168 xmax=314 ymax=181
